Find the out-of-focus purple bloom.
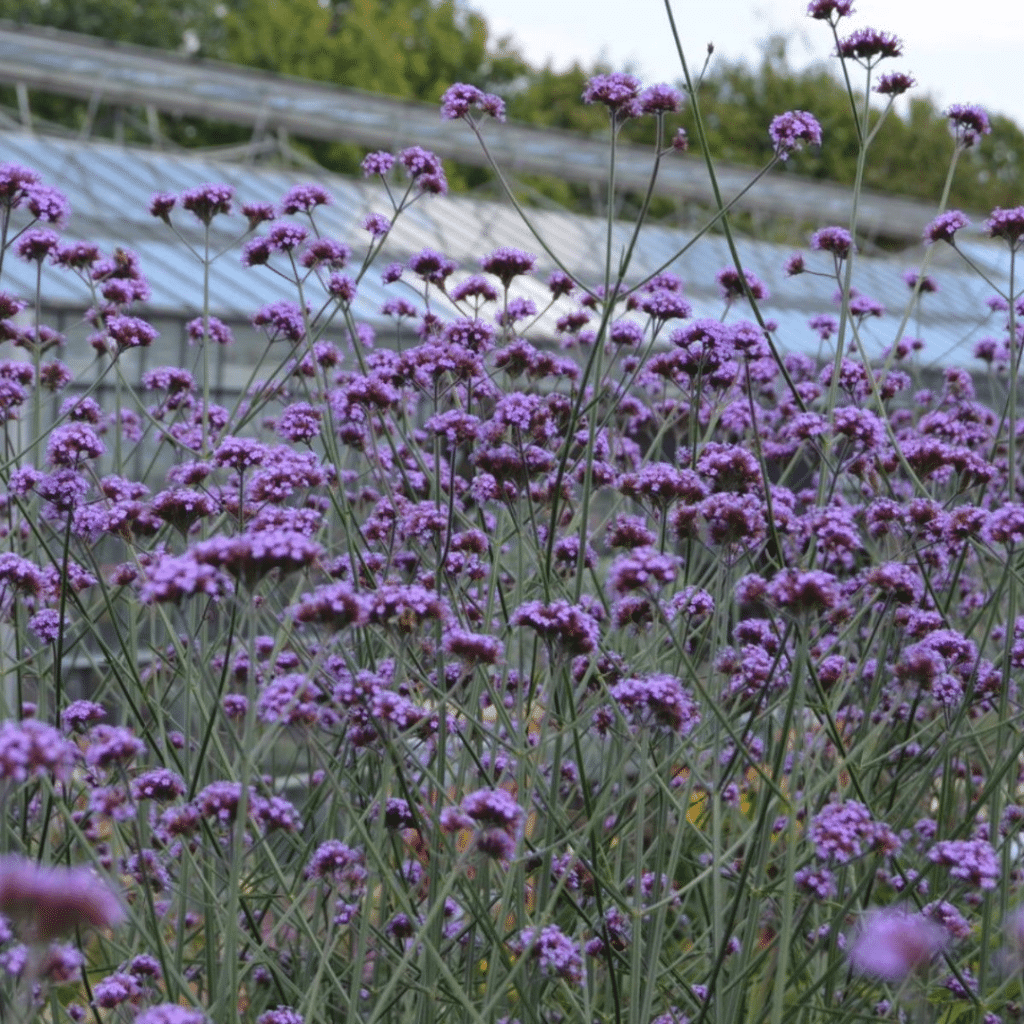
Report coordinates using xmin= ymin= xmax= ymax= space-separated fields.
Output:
xmin=0 ymin=719 xmax=77 ymax=781
xmin=610 ymin=675 xmax=700 ymax=733
xmin=848 ymin=908 xmax=947 ymax=982
xmin=15 ymin=228 xmax=60 ymax=262
xmin=252 ymin=300 xmax=306 ymax=344
xmin=985 ymin=206 xmax=1024 ymax=247
xmin=716 ymin=267 xmax=770 ymax=301
xmin=280 ymin=183 xmax=331 ymax=214
xmin=769 ymin=111 xmax=822 ymax=160
xmin=928 ymin=839 xmax=999 ymax=889
xmin=639 ymin=84 xmax=683 ymax=114
xmin=511 ymin=599 xmax=599 ymax=655
xmin=516 ymin=925 xmax=584 ymax=983
xmin=362 ymin=212 xmax=392 ymax=237
xmin=807 ymin=0 xmax=854 ymax=19
xmin=811 ymin=226 xmax=854 ymax=259
xmin=0 ymin=855 xmax=124 ymax=941
xmin=946 ymin=104 xmax=991 ymax=148
xmin=924 ymin=210 xmax=969 ymax=244
xmin=149 ymin=192 xmax=177 ymax=221
xmin=186 ymin=315 xmax=233 ymax=346
xmin=876 ymin=72 xmax=915 ymax=96
xmin=24 ymin=183 xmax=70 ymax=225
xmin=134 ymin=1005 xmax=209 ymax=1024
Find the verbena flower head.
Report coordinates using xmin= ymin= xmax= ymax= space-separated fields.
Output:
xmin=848 ymin=908 xmax=947 ymax=982
xmin=180 ymin=182 xmax=233 ymax=224
xmin=769 ymin=111 xmax=823 ymax=160
xmin=480 ymin=247 xmax=536 ymax=287
xmin=440 ymin=83 xmax=506 ymax=122
xmin=946 ymin=103 xmax=991 ymax=148
xmin=582 ymin=72 xmax=642 ymax=116
xmin=985 ymin=206 xmax=1024 ymax=248
xmin=638 ymin=84 xmax=684 ymax=115
xmin=807 ymin=0 xmax=854 ymax=20
xmin=134 ymin=1005 xmax=208 ymax=1024
xmin=0 ymin=855 xmax=124 ymax=941
xmin=836 ymin=28 xmax=903 ymax=63
xmin=811 ymin=226 xmax=854 ymax=258
xmin=924 ymin=209 xmax=969 ymax=244
xmin=875 ymin=72 xmax=916 ymax=96
xmin=279 ymin=183 xmax=332 ymax=214
xmin=361 ymin=150 xmax=395 ymax=177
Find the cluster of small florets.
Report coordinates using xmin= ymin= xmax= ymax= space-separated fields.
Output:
xmin=440 ymin=83 xmax=506 ymax=122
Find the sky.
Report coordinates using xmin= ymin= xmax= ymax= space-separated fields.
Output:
xmin=464 ymin=0 xmax=1024 ymax=128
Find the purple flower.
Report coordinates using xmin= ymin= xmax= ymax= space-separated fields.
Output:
xmin=134 ymin=1005 xmax=208 ymax=1024
xmin=257 ymin=1009 xmax=304 ymax=1024
xmin=924 ymin=210 xmax=969 ymax=244
xmin=582 ymin=72 xmax=642 ymax=116
xmin=408 ymin=247 xmax=457 ymax=286
xmin=106 ymin=314 xmax=159 ymax=351
xmin=716 ymin=267 xmax=769 ymax=301
xmin=186 ymin=315 xmax=233 ymax=346
xmin=516 ymin=925 xmax=583 ymax=984
xmin=440 ymin=83 xmax=506 ymax=122
xmin=511 ymin=599 xmax=600 ymax=655
xmin=252 ymin=300 xmax=306 ymax=344
xmin=362 ymin=212 xmax=391 ymax=237
xmin=444 ymin=628 xmax=503 ymax=665
xmin=46 ymin=422 xmax=105 ymax=467
xmin=0 ymin=719 xmax=77 ymax=781
xmin=610 ymin=675 xmax=700 ymax=733
xmin=928 ymin=839 xmax=999 ymax=889
xmin=639 ymin=84 xmax=684 ymax=115
xmin=180 ymin=182 xmax=233 ymax=223
xmin=811 ymin=226 xmax=854 ymax=258
xmin=85 ymin=724 xmax=146 ymax=770
xmin=946 ymin=103 xmax=991 ymax=148
xmin=806 ymin=0 xmax=854 ymax=19
xmin=241 ymin=201 xmax=275 ymax=228
xmin=548 ymin=270 xmax=575 ymax=297
xmin=361 ymin=150 xmax=395 ymax=176
xmin=15 ymin=227 xmax=60 ymax=262
xmin=399 ymin=146 xmax=448 ymax=193
xmin=279 ymin=183 xmax=332 ymax=214
xmin=24 ymin=183 xmax=70 ymax=225
xmin=810 ymin=800 xmax=900 ymax=862
xmin=769 ymin=111 xmax=823 ymax=160
xmin=876 ymin=72 xmax=916 ymax=96
xmin=461 ymin=788 xmax=523 ymax=858
xmin=0 ymin=855 xmax=124 ymax=941
xmin=149 ymin=192 xmax=177 ymax=221
xmin=481 ymin=246 xmax=536 ymax=287
xmin=836 ymin=28 xmax=903 ymax=62
xmin=848 ymin=908 xmax=947 ymax=982
xmin=985 ymin=206 xmax=1024 ymax=247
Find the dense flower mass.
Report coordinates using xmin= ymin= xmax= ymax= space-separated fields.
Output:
xmin=5 ymin=25 xmax=1024 ymax=1023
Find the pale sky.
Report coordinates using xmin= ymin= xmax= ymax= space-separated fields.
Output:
xmin=466 ymin=0 xmax=1024 ymax=128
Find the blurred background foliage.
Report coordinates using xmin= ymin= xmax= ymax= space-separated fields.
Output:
xmin=0 ymin=0 xmax=1020 ymax=226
